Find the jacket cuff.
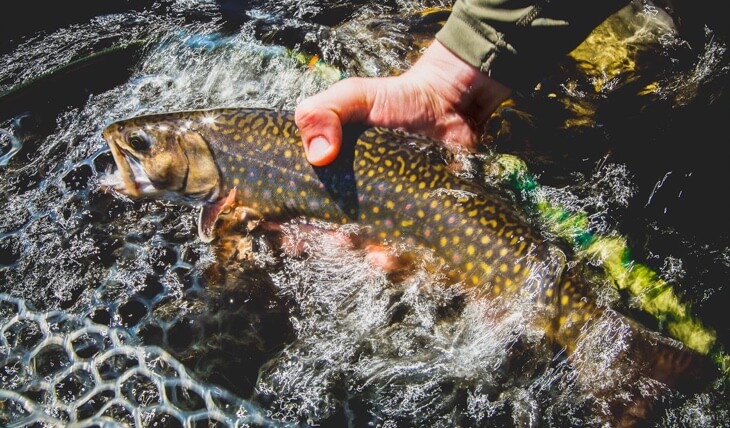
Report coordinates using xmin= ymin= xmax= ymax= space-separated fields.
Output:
xmin=435 ymin=10 xmax=502 ymax=73
xmin=436 ymin=8 xmax=536 ymax=94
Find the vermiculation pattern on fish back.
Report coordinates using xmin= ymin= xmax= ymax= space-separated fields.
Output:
xmin=195 ymin=108 xmax=599 ymax=345
xmin=206 ymin=110 xmax=528 ymax=285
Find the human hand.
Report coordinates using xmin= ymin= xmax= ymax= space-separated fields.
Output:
xmin=295 ymin=40 xmax=512 ymax=166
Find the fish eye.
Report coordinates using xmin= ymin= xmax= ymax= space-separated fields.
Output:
xmin=128 ymin=131 xmax=151 ymax=152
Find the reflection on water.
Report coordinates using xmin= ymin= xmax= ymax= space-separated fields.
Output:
xmin=1 ymin=0 xmax=728 ymax=426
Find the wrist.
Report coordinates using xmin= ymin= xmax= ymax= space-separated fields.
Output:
xmin=416 ymin=40 xmax=512 ymax=116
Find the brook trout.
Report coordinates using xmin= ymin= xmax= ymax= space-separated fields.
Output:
xmin=101 ymin=108 xmax=713 ymax=419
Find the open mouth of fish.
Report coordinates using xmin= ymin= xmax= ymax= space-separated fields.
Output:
xmin=100 ymin=153 xmax=160 ymax=198
xmin=99 ymin=135 xmax=153 ymax=198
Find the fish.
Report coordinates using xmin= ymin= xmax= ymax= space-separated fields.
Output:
xmin=100 ymin=107 xmax=715 ymax=423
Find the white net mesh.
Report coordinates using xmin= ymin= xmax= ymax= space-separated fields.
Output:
xmin=0 ymin=293 xmax=278 ymax=427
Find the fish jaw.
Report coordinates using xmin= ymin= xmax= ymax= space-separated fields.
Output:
xmin=99 ymin=155 xmax=164 ymax=198
xmin=100 ymin=126 xmax=169 ymax=199
xmin=102 ymin=126 xmax=141 ymax=197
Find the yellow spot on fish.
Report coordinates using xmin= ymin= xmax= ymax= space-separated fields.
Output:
xmin=440 ymin=237 xmax=448 ymax=247
xmin=481 ymin=236 xmax=490 ymax=245
xmin=396 ymin=156 xmax=406 ymax=174
xmin=364 ymin=152 xmax=381 ymax=163
xmin=471 ymin=276 xmax=480 ymax=285
xmin=372 ymin=206 xmax=380 ymax=214
xmin=395 ymin=184 xmax=403 ymax=192
xmin=561 ymin=296 xmax=569 ymax=306
xmin=452 ymin=236 xmax=459 ymax=245
xmin=499 ymin=264 xmax=508 ymax=273
xmin=233 ymin=178 xmax=240 ymax=185
xmin=493 ymin=285 xmax=501 ymax=294
xmin=480 ymin=262 xmax=492 ymax=274
xmin=465 ymin=227 xmax=474 ymax=236
xmin=546 ymin=288 xmax=554 ymax=298
xmin=516 ymin=241 xmax=527 ymax=256
xmin=513 ymin=265 xmax=521 ymax=274
xmin=467 ymin=245 xmax=475 ymax=256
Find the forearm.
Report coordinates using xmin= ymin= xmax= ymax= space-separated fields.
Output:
xmin=436 ymin=0 xmax=632 ymax=93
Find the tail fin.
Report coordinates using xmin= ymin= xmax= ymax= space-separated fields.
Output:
xmin=630 ymin=320 xmax=718 ymax=393
xmin=545 ymin=267 xmax=717 ymax=425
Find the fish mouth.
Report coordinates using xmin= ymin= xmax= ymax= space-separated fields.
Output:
xmin=100 ymin=130 xmax=155 ymax=198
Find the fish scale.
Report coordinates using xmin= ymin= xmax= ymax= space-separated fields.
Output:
xmin=210 ymin=110 xmax=548 ymax=291
xmin=101 ymin=108 xmax=714 ymax=406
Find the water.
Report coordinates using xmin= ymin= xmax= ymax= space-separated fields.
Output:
xmin=1 ymin=0 xmax=728 ymax=426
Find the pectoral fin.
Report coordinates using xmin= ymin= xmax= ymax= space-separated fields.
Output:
xmin=198 ymin=188 xmax=238 ymax=242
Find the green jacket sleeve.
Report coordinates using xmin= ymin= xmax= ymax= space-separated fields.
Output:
xmin=436 ymin=0 xmax=632 ymax=93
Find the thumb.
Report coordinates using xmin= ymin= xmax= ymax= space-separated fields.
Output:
xmin=295 ymin=77 xmax=374 ymax=166
xmin=294 ymin=103 xmax=343 ymax=166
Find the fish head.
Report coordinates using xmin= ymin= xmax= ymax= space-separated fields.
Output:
xmin=100 ymin=112 xmax=221 ymax=203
